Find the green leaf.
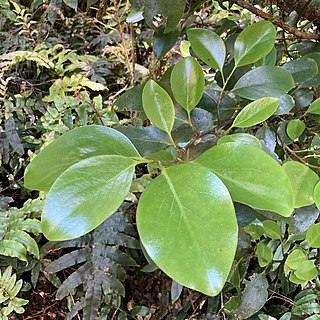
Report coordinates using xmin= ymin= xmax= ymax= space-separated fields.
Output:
xmin=307 ymin=98 xmax=320 ymax=115
xmin=153 ymin=28 xmax=180 ymax=59
xmin=24 ymin=126 xmax=140 ymax=192
xmin=137 ymin=163 xmax=237 ymax=296
xmin=314 ymin=181 xmax=320 ymax=210
xmin=283 ymin=57 xmax=318 ymax=83
xmin=234 ymin=21 xmax=277 ymax=67
xmin=285 ymin=249 xmax=307 ymax=271
xmin=283 ymin=161 xmax=319 ymax=208
xmin=141 ymin=0 xmax=186 ymax=33
xmin=256 ymin=242 xmax=273 ymax=267
xmin=195 ymin=143 xmax=294 ymax=217
xmin=294 ymin=260 xmax=318 ymax=281
xmin=233 ymin=66 xmax=295 ymax=100
xmin=306 ymin=223 xmax=320 ymax=248
xmin=232 ymin=97 xmax=279 ymax=128
xmin=262 ymin=220 xmax=281 ymax=239
xmin=286 ymin=119 xmax=306 ymax=140
xmin=218 ymin=133 xmax=261 ymax=148
xmin=0 ymin=240 xmax=27 ymax=263
xmin=171 ymin=57 xmax=205 ymax=113
xmin=142 ymin=80 xmax=175 ymax=135
xmin=187 ymin=28 xmax=226 ymax=71
xmin=42 ymin=155 xmax=138 ymax=240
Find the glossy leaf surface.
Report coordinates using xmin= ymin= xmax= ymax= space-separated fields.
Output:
xmin=232 ymin=97 xmax=279 ymax=128
xmin=234 ymin=21 xmax=277 ymax=67
xmin=286 ymin=119 xmax=306 ymax=140
xmin=137 ymin=163 xmax=237 ymax=296
xmin=142 ymin=80 xmax=175 ymax=134
xmin=217 ymin=133 xmax=261 ymax=148
xmin=24 ymin=126 xmax=139 ymax=192
xmin=42 ymin=155 xmax=137 ymax=240
xmin=283 ymin=161 xmax=319 ymax=208
xmin=195 ymin=143 xmax=294 ymax=217
xmin=187 ymin=28 xmax=226 ymax=71
xmin=171 ymin=57 xmax=205 ymax=113
xmin=283 ymin=57 xmax=318 ymax=83
xmin=233 ymin=66 xmax=295 ymax=100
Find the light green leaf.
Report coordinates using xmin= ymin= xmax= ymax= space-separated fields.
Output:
xmin=256 ymin=242 xmax=273 ymax=267
xmin=306 ymin=223 xmax=320 ymax=248
xmin=187 ymin=28 xmax=226 ymax=71
xmin=0 ymin=240 xmax=27 ymax=263
xmin=283 ymin=57 xmax=318 ymax=83
xmin=314 ymin=181 xmax=320 ymax=210
xmin=233 ymin=66 xmax=295 ymax=100
xmin=218 ymin=133 xmax=261 ymax=148
xmin=195 ymin=143 xmax=294 ymax=217
xmin=142 ymin=80 xmax=175 ymax=134
xmin=232 ymin=97 xmax=279 ymax=128
xmin=24 ymin=125 xmax=140 ymax=192
xmin=283 ymin=161 xmax=319 ymax=208
xmin=234 ymin=21 xmax=277 ymax=67
xmin=42 ymin=155 xmax=138 ymax=240
xmin=285 ymin=249 xmax=307 ymax=271
xmin=171 ymin=57 xmax=205 ymax=113
xmin=294 ymin=260 xmax=318 ymax=281
xmin=307 ymin=98 xmax=320 ymax=115
xmin=137 ymin=163 xmax=237 ymax=296
xmin=286 ymin=119 xmax=306 ymax=140
xmin=262 ymin=220 xmax=281 ymax=239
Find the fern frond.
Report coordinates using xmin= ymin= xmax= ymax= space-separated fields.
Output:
xmin=43 ymin=205 xmax=140 ymax=320
xmin=0 ymin=199 xmax=41 ymax=262
xmin=0 ymin=266 xmax=28 ymax=319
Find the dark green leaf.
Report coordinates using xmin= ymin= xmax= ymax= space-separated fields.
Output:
xmin=187 ymin=28 xmax=226 ymax=71
xmin=153 ymin=28 xmax=180 ymax=59
xmin=233 ymin=66 xmax=295 ymax=100
xmin=283 ymin=57 xmax=318 ymax=83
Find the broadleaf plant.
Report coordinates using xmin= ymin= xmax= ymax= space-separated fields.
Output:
xmin=24 ymin=21 xmax=303 ymax=298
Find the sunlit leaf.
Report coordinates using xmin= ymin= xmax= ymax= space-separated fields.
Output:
xmin=137 ymin=163 xmax=237 ymax=296
xmin=286 ymin=119 xmax=306 ymax=140
xmin=195 ymin=143 xmax=294 ymax=217
xmin=306 ymin=223 xmax=320 ymax=248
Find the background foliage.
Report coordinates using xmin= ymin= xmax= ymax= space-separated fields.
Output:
xmin=1 ymin=0 xmax=320 ymax=319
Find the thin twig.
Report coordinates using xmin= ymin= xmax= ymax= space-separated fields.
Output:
xmin=233 ymin=0 xmax=320 ymax=40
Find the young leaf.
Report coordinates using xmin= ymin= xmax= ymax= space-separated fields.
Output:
xmin=142 ymin=80 xmax=175 ymax=135
xmin=307 ymin=97 xmax=320 ymax=115
xmin=294 ymin=260 xmax=318 ymax=281
xmin=314 ymin=181 xmax=320 ymax=210
xmin=187 ymin=28 xmax=226 ymax=71
xmin=24 ymin=126 xmax=140 ymax=192
xmin=195 ymin=143 xmax=294 ymax=217
xmin=283 ymin=161 xmax=319 ymax=208
xmin=233 ymin=66 xmax=295 ymax=100
xmin=306 ymin=223 xmax=320 ymax=248
xmin=256 ymin=242 xmax=273 ymax=267
xmin=42 ymin=155 xmax=138 ymax=240
xmin=137 ymin=163 xmax=237 ymax=296
xmin=171 ymin=57 xmax=205 ymax=113
xmin=285 ymin=249 xmax=307 ymax=271
xmin=234 ymin=21 xmax=277 ymax=67
xmin=286 ymin=119 xmax=306 ymax=140
xmin=262 ymin=220 xmax=281 ymax=239
xmin=232 ymin=97 xmax=279 ymax=128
